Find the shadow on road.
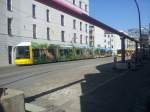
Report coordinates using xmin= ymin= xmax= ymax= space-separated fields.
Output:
xmin=0 ymin=104 xmax=4 ymax=112
xmin=25 ymin=79 xmax=85 ymax=103
xmin=80 ymin=61 xmax=150 ymax=112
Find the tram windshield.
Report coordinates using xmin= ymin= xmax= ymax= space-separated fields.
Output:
xmin=16 ymin=46 xmax=30 ymax=59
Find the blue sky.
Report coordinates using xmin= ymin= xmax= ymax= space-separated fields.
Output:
xmin=89 ymin=0 xmax=150 ymax=31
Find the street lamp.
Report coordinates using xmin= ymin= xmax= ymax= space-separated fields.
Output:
xmin=134 ymin=0 xmax=142 ymax=47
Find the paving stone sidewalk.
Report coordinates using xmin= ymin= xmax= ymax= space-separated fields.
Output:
xmin=80 ymin=59 xmax=150 ymax=112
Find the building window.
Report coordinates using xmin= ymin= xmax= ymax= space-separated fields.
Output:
xmin=46 ymin=9 xmax=49 ymax=22
xmin=104 ymin=39 xmax=106 ymax=43
xmin=80 ymin=22 xmax=82 ymax=31
xmin=73 ymin=33 xmax=76 ymax=43
xmin=85 ymin=4 xmax=87 ymax=12
xmin=79 ymin=1 xmax=82 ymax=8
xmin=47 ymin=27 xmax=50 ymax=40
xmin=73 ymin=0 xmax=75 ymax=5
xmin=33 ymin=24 xmax=36 ymax=39
xmin=85 ymin=24 xmax=88 ymax=32
xmin=104 ymin=34 xmax=106 ymax=37
xmin=61 ymin=31 xmax=65 ymax=42
xmin=80 ymin=35 xmax=82 ymax=44
xmin=73 ymin=19 xmax=76 ymax=29
xmin=8 ymin=18 xmax=12 ymax=36
xmin=7 ymin=0 xmax=12 ymax=11
xmin=32 ymin=4 xmax=36 ymax=19
xmin=61 ymin=15 xmax=64 ymax=26
xmin=86 ymin=36 xmax=88 ymax=44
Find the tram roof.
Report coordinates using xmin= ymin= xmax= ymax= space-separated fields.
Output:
xmin=16 ymin=42 xmax=31 ymax=46
xmin=36 ymin=0 xmax=140 ymax=43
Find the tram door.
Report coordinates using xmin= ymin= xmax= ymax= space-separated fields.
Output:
xmin=8 ymin=46 xmax=12 ymax=64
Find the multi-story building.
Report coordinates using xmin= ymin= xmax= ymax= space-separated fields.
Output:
xmin=89 ymin=25 xmax=95 ymax=47
xmin=0 ymin=0 xmax=89 ymax=66
xmin=89 ymin=26 xmax=122 ymax=54
xmin=89 ymin=25 xmax=105 ymax=48
xmin=104 ymin=31 xmax=121 ymax=54
xmin=128 ymin=27 xmax=149 ymax=47
xmin=104 ymin=30 xmax=114 ymax=49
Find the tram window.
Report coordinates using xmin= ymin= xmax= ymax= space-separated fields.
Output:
xmin=40 ymin=49 xmax=47 ymax=58
xmin=60 ymin=49 xmax=65 ymax=56
xmin=33 ymin=49 xmax=40 ymax=57
xmin=60 ymin=49 xmax=73 ymax=56
xmin=81 ymin=50 xmax=84 ymax=55
xmin=64 ymin=49 xmax=69 ymax=56
xmin=76 ymin=50 xmax=80 ymax=55
xmin=16 ymin=46 xmax=30 ymax=59
xmin=68 ymin=49 xmax=73 ymax=55
xmin=48 ymin=48 xmax=55 ymax=56
xmin=89 ymin=50 xmax=92 ymax=55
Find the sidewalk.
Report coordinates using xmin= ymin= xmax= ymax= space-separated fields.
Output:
xmin=80 ymin=59 xmax=150 ymax=112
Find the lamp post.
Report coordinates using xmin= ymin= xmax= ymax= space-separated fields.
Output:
xmin=134 ymin=0 xmax=142 ymax=48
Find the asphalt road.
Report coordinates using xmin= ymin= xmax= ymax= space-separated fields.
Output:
xmin=0 ymin=57 xmax=113 ymax=97
xmin=1 ymin=57 xmax=149 ymax=112
xmin=0 ymin=57 xmax=117 ymax=112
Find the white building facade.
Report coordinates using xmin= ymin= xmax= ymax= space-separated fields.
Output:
xmin=104 ymin=31 xmax=121 ymax=54
xmin=89 ymin=25 xmax=105 ymax=48
xmin=0 ymin=0 xmax=89 ymax=66
xmin=89 ymin=26 xmax=122 ymax=54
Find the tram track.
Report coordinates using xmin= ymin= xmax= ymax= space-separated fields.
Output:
xmin=0 ymin=59 xmax=95 ymax=78
xmin=0 ymin=58 xmax=112 ymax=87
xmin=0 ymin=58 xmax=102 ymax=74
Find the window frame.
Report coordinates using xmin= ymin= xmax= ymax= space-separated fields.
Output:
xmin=80 ymin=34 xmax=82 ymax=44
xmin=61 ymin=15 xmax=64 ymax=26
xmin=32 ymin=4 xmax=36 ymax=19
xmin=61 ymin=31 xmax=65 ymax=42
xmin=73 ymin=33 xmax=77 ymax=43
xmin=80 ymin=22 xmax=82 ymax=31
xmin=47 ymin=27 xmax=50 ymax=40
xmin=8 ymin=18 xmax=12 ymax=36
xmin=7 ymin=0 xmax=12 ymax=11
xmin=73 ymin=19 xmax=76 ymax=29
xmin=79 ymin=1 xmax=82 ymax=8
xmin=46 ymin=9 xmax=50 ymax=22
xmin=33 ymin=24 xmax=37 ymax=39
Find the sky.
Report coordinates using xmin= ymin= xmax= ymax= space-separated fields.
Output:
xmin=89 ymin=0 xmax=150 ymax=32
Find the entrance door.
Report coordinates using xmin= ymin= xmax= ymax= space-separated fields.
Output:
xmin=8 ymin=46 xmax=12 ymax=64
